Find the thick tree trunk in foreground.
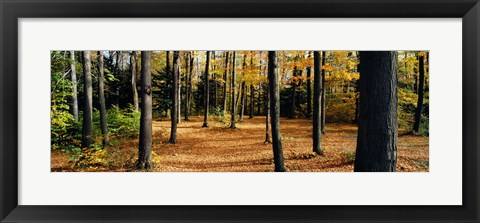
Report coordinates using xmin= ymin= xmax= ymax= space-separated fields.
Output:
xmin=223 ymin=51 xmax=229 ymax=114
xmin=229 ymin=51 xmax=237 ymax=129
xmin=169 ymin=51 xmax=180 ymax=143
xmin=321 ymin=51 xmax=327 ymax=134
xmin=137 ymin=51 xmax=153 ymax=170
xmin=81 ymin=51 xmax=94 ymax=148
xmin=97 ymin=51 xmax=109 ymax=146
xmin=268 ymin=51 xmax=286 ymax=172
xmin=413 ymin=55 xmax=425 ymax=133
xmin=130 ymin=51 xmax=139 ymax=112
xmin=202 ymin=51 xmax=211 ymax=127
xmin=354 ymin=51 xmax=398 ymax=172
xmin=70 ymin=51 xmax=79 ymax=122
xmin=313 ymin=51 xmax=323 ymax=155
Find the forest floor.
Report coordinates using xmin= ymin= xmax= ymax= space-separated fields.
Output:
xmin=51 ymin=116 xmax=429 ymax=172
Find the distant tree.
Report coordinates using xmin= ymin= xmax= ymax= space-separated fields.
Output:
xmin=70 ymin=51 xmax=79 ymax=122
xmin=268 ymin=51 xmax=286 ymax=172
xmin=202 ymin=51 xmax=211 ymax=128
xmin=229 ymin=51 xmax=237 ymax=129
xmin=130 ymin=51 xmax=139 ymax=112
xmin=249 ymin=84 xmax=254 ymax=119
xmin=289 ymin=66 xmax=298 ymax=119
xmin=354 ymin=51 xmax=398 ymax=172
xmin=81 ymin=51 xmax=94 ymax=148
xmin=321 ymin=51 xmax=327 ymax=134
xmin=413 ymin=54 xmax=425 ymax=133
xmin=137 ymin=51 xmax=153 ymax=170
xmin=313 ymin=51 xmax=323 ymax=155
xmin=239 ymin=54 xmax=247 ymax=122
xmin=169 ymin=51 xmax=180 ymax=143
xmin=97 ymin=51 xmax=109 ymax=146
xmin=306 ymin=52 xmax=312 ymax=119
xmin=223 ymin=51 xmax=230 ymax=114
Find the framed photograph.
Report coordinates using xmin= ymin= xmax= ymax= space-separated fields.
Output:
xmin=1 ymin=0 xmax=478 ymax=222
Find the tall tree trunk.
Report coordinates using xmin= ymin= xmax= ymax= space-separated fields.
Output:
xmin=137 ymin=51 xmax=153 ymax=170
xmin=265 ymin=83 xmax=271 ymax=143
xmin=166 ymin=51 xmax=171 ymax=74
xmin=321 ymin=51 xmax=327 ymax=134
xmin=306 ymin=55 xmax=312 ymax=118
xmin=202 ymin=51 xmax=211 ymax=127
xmin=130 ymin=51 xmax=139 ymax=111
xmin=114 ymin=52 xmax=120 ymax=107
xmin=70 ymin=51 xmax=79 ymax=122
xmin=354 ymin=51 xmax=398 ymax=172
xmin=249 ymin=84 xmax=254 ymax=119
xmin=185 ymin=52 xmax=193 ymax=121
xmin=81 ymin=51 xmax=94 ymax=148
xmin=257 ymin=83 xmax=262 ymax=115
xmin=213 ymin=51 xmax=218 ymax=109
xmin=229 ymin=52 xmax=237 ymax=129
xmin=223 ymin=51 xmax=229 ymax=114
xmin=413 ymin=55 xmax=425 ymax=133
xmin=313 ymin=51 xmax=323 ymax=155
xmin=289 ymin=67 xmax=298 ymax=119
xmin=268 ymin=51 xmax=286 ymax=172
xmin=97 ymin=51 xmax=109 ymax=146
xmin=239 ymin=82 xmax=246 ymax=122
xmin=177 ymin=53 xmax=181 ymax=124
xmin=169 ymin=51 xmax=180 ymax=143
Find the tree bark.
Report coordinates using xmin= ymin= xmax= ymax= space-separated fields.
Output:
xmin=223 ymin=51 xmax=229 ymax=114
xmin=137 ymin=51 xmax=153 ymax=170
xmin=169 ymin=51 xmax=180 ymax=143
xmin=213 ymin=51 xmax=218 ymax=109
xmin=130 ymin=51 xmax=139 ymax=112
xmin=70 ymin=51 xmax=79 ymax=122
xmin=265 ymin=83 xmax=271 ymax=143
xmin=185 ymin=51 xmax=193 ymax=121
xmin=313 ymin=51 xmax=323 ymax=155
xmin=321 ymin=51 xmax=327 ymax=134
xmin=202 ymin=51 xmax=211 ymax=127
xmin=268 ymin=51 xmax=286 ymax=172
xmin=354 ymin=51 xmax=398 ymax=172
xmin=306 ymin=54 xmax=312 ymax=118
xmin=229 ymin=52 xmax=237 ymax=129
xmin=249 ymin=84 xmax=254 ymax=119
xmin=177 ymin=53 xmax=181 ymax=124
xmin=413 ymin=55 xmax=425 ymax=133
xmin=81 ymin=51 xmax=94 ymax=148
xmin=97 ymin=51 xmax=109 ymax=146
xmin=289 ymin=67 xmax=298 ymax=119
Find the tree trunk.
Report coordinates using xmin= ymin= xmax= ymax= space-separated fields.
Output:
xmin=130 ymin=51 xmax=139 ymax=112
xmin=169 ymin=51 xmax=180 ymax=143
xmin=229 ymin=52 xmax=237 ymax=129
xmin=306 ymin=58 xmax=312 ymax=118
xmin=321 ymin=51 xmax=327 ymax=134
xmin=177 ymin=53 xmax=181 ymax=124
xmin=354 ymin=51 xmax=398 ymax=172
xmin=413 ymin=55 xmax=425 ymax=133
xmin=213 ymin=51 xmax=218 ymax=109
xmin=223 ymin=51 xmax=229 ymax=114
xmin=185 ymin=51 xmax=193 ymax=121
xmin=202 ymin=51 xmax=211 ymax=127
xmin=70 ymin=51 xmax=79 ymax=122
xmin=268 ymin=51 xmax=286 ymax=172
xmin=249 ymin=84 xmax=254 ymax=119
xmin=313 ymin=51 xmax=323 ymax=155
xmin=137 ymin=51 xmax=153 ymax=170
xmin=265 ymin=83 xmax=271 ymax=143
xmin=81 ymin=51 xmax=94 ymax=148
xmin=97 ymin=51 xmax=109 ymax=146
xmin=239 ymin=82 xmax=246 ymax=122
xmin=289 ymin=67 xmax=297 ymax=119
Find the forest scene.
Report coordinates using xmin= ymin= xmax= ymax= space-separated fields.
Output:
xmin=51 ymin=50 xmax=429 ymax=172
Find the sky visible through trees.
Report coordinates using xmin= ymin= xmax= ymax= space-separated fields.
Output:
xmin=51 ymin=50 xmax=429 ymax=172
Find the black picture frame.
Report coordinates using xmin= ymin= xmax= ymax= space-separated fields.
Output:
xmin=1 ymin=0 xmax=479 ymax=222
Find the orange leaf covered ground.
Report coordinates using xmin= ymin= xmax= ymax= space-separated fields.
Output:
xmin=51 ymin=116 xmax=429 ymax=172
